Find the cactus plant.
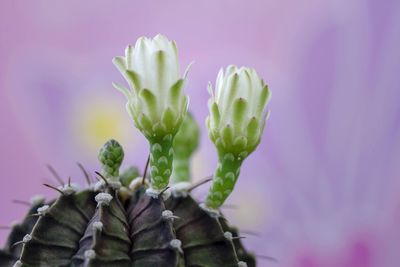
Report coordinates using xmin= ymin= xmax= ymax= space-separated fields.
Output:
xmin=0 ymin=34 xmax=270 ymax=267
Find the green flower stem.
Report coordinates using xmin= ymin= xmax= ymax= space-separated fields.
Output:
xmin=205 ymin=153 xmax=244 ymax=209
xmin=171 ymin=157 xmax=191 ymax=183
xmin=149 ymin=135 xmax=174 ymax=190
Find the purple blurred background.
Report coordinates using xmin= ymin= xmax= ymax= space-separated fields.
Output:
xmin=1 ymin=0 xmax=400 ymax=266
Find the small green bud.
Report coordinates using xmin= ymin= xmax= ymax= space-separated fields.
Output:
xmin=98 ymin=139 xmax=124 ymax=178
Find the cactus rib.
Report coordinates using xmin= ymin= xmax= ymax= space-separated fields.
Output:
xmin=165 ymin=195 xmax=246 ymax=267
xmin=19 ymin=191 xmax=97 ymax=267
xmin=127 ymin=187 xmax=179 ymax=267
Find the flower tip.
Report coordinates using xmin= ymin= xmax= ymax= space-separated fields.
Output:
xmin=265 ymin=84 xmax=271 ymax=95
xmin=125 ymin=44 xmax=134 ymax=52
xmin=154 ymin=33 xmax=166 ymax=39
xmin=112 ymin=82 xmax=131 ymax=98
xmin=112 ymin=56 xmax=123 ymax=65
xmin=237 ymin=66 xmax=247 ymax=74
xmin=207 ymin=82 xmax=214 ymax=96
xmin=136 ymin=36 xmax=149 ymax=47
xmin=183 ymin=61 xmax=195 ymax=79
xmin=184 ymin=95 xmax=190 ymax=111
xmin=266 ymin=110 xmax=271 ymax=120
xmin=125 ymin=45 xmax=134 ymax=58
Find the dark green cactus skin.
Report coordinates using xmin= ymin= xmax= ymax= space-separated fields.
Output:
xmin=71 ymin=190 xmax=131 ymax=267
xmin=4 ymin=200 xmax=45 ymax=258
xmin=127 ymin=187 xmax=179 ymax=267
xmin=165 ymin=196 xmax=256 ymax=267
xmin=21 ymin=191 xmax=97 ymax=267
xmin=0 ymin=199 xmax=46 ymax=266
xmin=1 ymin=185 xmax=255 ymax=267
xmin=219 ymin=220 xmax=256 ymax=267
xmin=0 ymin=251 xmax=15 ymax=267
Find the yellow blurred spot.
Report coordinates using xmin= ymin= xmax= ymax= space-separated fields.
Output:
xmin=82 ymin=108 xmax=123 ymax=147
xmin=71 ymin=94 xmax=136 ymax=157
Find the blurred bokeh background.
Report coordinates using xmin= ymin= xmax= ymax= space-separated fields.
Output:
xmin=1 ymin=0 xmax=400 ymax=266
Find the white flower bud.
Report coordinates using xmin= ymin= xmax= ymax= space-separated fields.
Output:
xmin=113 ymin=34 xmax=190 ymax=139
xmin=205 ymin=65 xmax=271 ymax=209
xmin=207 ymin=65 xmax=271 ymax=156
xmin=113 ymin=34 xmax=192 ymax=191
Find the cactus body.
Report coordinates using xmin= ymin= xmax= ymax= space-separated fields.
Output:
xmin=1 ymin=181 xmax=255 ymax=267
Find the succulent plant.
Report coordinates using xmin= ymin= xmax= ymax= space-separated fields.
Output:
xmin=0 ymin=35 xmax=271 ymax=267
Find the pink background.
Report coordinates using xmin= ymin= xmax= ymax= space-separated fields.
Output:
xmin=1 ymin=0 xmax=400 ymax=266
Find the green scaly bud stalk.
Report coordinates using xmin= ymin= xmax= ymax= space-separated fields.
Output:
xmin=205 ymin=153 xmax=243 ymax=208
xmin=149 ymin=135 xmax=174 ymax=190
xmin=98 ymin=139 xmax=124 ymax=179
xmin=205 ymin=65 xmax=271 ymax=210
xmin=171 ymin=112 xmax=200 ymax=184
xmin=112 ymin=34 xmax=192 ymax=193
